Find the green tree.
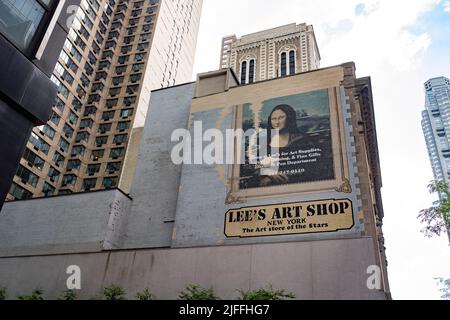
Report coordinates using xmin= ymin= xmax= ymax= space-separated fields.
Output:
xmin=59 ymin=289 xmax=78 ymax=300
xmin=237 ymin=285 xmax=295 ymax=300
xmin=102 ymin=285 xmax=127 ymax=300
xmin=418 ymin=181 xmax=450 ymax=237
xmin=435 ymin=277 xmax=450 ymax=300
xmin=0 ymin=287 xmax=6 ymax=300
xmin=178 ymin=284 xmax=220 ymax=300
xmin=136 ymin=288 xmax=156 ymax=300
xmin=17 ymin=289 xmax=44 ymax=300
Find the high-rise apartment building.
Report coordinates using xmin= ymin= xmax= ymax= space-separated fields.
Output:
xmin=220 ymin=23 xmax=320 ymax=84
xmin=0 ymin=0 xmax=82 ymax=209
xmin=421 ymin=76 xmax=450 ymax=240
xmin=422 ymin=77 xmax=450 ymax=184
xmin=6 ymin=0 xmax=202 ymax=201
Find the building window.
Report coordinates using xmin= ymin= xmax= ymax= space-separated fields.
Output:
xmin=103 ymin=177 xmax=118 ymax=189
xmin=102 ymin=111 xmax=115 ymax=121
xmin=280 ymin=52 xmax=287 ymax=77
xmin=50 ymin=112 xmax=61 ymax=126
xmin=110 ymin=147 xmax=124 ymax=159
xmin=120 ymin=108 xmax=133 ymax=118
xmin=58 ymin=137 xmax=69 ymax=153
xmin=123 ymin=96 xmax=136 ymax=106
xmin=113 ymin=134 xmax=127 ymax=145
xmin=86 ymin=164 xmax=101 ymax=175
xmin=52 ymin=151 xmax=65 ymax=167
xmin=23 ymin=148 xmax=44 ymax=170
xmin=47 ymin=166 xmax=60 ymax=183
xmin=9 ymin=183 xmax=32 ymax=200
xmin=289 ymin=50 xmax=296 ymax=75
xmin=98 ymin=123 xmax=112 ymax=133
xmin=241 ymin=61 xmax=247 ymax=84
xmin=63 ymin=124 xmax=74 ymax=138
xmin=67 ymin=159 xmax=81 ymax=171
xmin=71 ymin=145 xmax=86 ymax=157
xmin=106 ymin=162 xmax=121 ymax=173
xmin=54 ymin=96 xmax=65 ymax=112
xmin=29 ymin=132 xmax=50 ymax=154
xmin=62 ymin=174 xmax=77 ymax=187
xmin=249 ymin=60 xmax=255 ymax=84
xmin=96 ymin=136 xmax=108 ymax=147
xmin=80 ymin=118 xmax=93 ymax=129
xmin=83 ymin=178 xmax=97 ymax=190
xmin=117 ymin=121 xmax=130 ymax=131
xmin=42 ymin=182 xmax=55 ymax=197
xmin=132 ymin=63 xmax=144 ymax=72
xmin=16 ymin=165 xmax=38 ymax=187
xmin=38 ymin=125 xmax=55 ymax=139
xmin=75 ymin=131 xmax=90 ymax=143
xmin=0 ymin=0 xmax=55 ymax=53
xmin=91 ymin=149 xmax=104 ymax=161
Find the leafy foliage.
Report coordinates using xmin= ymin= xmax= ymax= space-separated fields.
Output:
xmin=102 ymin=285 xmax=127 ymax=300
xmin=418 ymin=181 xmax=450 ymax=237
xmin=0 ymin=287 xmax=6 ymax=300
xmin=59 ymin=289 xmax=78 ymax=300
xmin=136 ymin=288 xmax=156 ymax=300
xmin=178 ymin=284 xmax=220 ymax=300
xmin=435 ymin=277 xmax=450 ymax=300
xmin=237 ymin=285 xmax=295 ymax=300
xmin=17 ymin=289 xmax=44 ymax=300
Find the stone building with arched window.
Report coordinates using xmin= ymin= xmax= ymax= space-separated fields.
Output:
xmin=220 ymin=23 xmax=320 ymax=84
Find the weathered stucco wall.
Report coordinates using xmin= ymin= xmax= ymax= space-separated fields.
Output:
xmin=0 ymin=238 xmax=386 ymax=300
xmin=0 ymin=189 xmax=131 ymax=257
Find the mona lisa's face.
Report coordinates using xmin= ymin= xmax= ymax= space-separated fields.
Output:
xmin=270 ymin=109 xmax=287 ymax=130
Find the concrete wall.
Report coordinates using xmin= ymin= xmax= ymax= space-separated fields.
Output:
xmin=122 ymin=83 xmax=196 ymax=249
xmin=0 ymin=190 xmax=131 ymax=257
xmin=173 ymin=66 xmax=364 ymax=248
xmin=0 ymin=238 xmax=386 ymax=300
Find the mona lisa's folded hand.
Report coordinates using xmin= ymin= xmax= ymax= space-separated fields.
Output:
xmin=260 ymin=174 xmax=289 ymax=186
xmin=270 ymin=174 xmax=289 ymax=184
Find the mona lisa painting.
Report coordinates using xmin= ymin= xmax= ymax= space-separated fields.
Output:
xmin=239 ymin=89 xmax=335 ymax=189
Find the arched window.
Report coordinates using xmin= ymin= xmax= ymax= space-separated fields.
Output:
xmin=289 ymin=50 xmax=296 ymax=75
xmin=280 ymin=52 xmax=287 ymax=77
xmin=249 ymin=60 xmax=255 ymax=83
xmin=241 ymin=61 xmax=247 ymax=84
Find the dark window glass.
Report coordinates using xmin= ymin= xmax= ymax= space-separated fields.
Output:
xmin=9 ymin=183 xmax=32 ymax=200
xmin=16 ymin=165 xmax=38 ymax=187
xmin=289 ymin=50 xmax=295 ymax=75
xmin=241 ymin=61 xmax=247 ymax=84
xmin=249 ymin=60 xmax=255 ymax=84
xmin=0 ymin=0 xmax=50 ymax=52
xmin=281 ymin=52 xmax=287 ymax=77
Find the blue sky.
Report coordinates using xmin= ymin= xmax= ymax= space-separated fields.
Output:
xmin=193 ymin=0 xmax=450 ymax=299
xmin=416 ymin=3 xmax=450 ymax=79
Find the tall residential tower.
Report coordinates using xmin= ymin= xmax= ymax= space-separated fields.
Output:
xmin=0 ymin=0 xmax=82 ymax=209
xmin=220 ymin=23 xmax=320 ymax=84
xmin=7 ymin=0 xmax=202 ymax=201
xmin=421 ymin=76 xmax=450 ymax=240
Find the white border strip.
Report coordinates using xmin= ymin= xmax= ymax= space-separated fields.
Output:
xmin=36 ymin=0 xmax=67 ymax=60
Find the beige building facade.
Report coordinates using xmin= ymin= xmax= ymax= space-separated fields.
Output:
xmin=0 ymin=63 xmax=390 ymax=299
xmin=220 ymin=23 xmax=320 ymax=84
xmin=7 ymin=0 xmax=202 ymax=200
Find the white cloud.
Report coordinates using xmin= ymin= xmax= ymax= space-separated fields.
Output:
xmin=444 ymin=1 xmax=450 ymax=13
xmin=318 ymin=0 xmax=438 ymax=73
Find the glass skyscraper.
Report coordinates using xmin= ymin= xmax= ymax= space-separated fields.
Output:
xmin=421 ymin=76 xmax=450 ymax=241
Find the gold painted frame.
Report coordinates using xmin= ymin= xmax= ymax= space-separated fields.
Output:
xmin=225 ymin=87 xmax=351 ymax=204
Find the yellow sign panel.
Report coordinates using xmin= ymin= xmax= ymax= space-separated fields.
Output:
xmin=224 ymin=199 xmax=354 ymax=238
